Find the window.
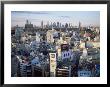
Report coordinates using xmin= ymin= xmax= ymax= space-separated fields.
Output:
xmin=51 ymin=54 xmax=55 ymax=58
xmin=64 ymin=54 xmax=65 ymax=57
xmin=68 ymin=53 xmax=69 ymax=56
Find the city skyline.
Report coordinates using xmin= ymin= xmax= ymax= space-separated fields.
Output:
xmin=11 ymin=11 xmax=100 ymax=77
xmin=11 ymin=11 xmax=100 ymax=27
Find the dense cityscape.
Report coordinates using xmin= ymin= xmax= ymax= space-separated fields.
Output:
xmin=11 ymin=18 xmax=100 ymax=77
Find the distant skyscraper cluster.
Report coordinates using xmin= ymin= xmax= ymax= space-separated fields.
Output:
xmin=40 ymin=20 xmax=74 ymax=29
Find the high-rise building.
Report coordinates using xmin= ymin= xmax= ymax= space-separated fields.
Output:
xmin=26 ymin=20 xmax=29 ymax=24
xmin=25 ymin=20 xmax=33 ymax=29
xmin=57 ymin=22 xmax=59 ymax=28
xmin=60 ymin=23 xmax=61 ymax=28
xmin=53 ymin=22 xmax=56 ymax=28
xmin=69 ymin=23 xmax=71 ymax=28
xmin=65 ymin=23 xmax=68 ymax=28
xmin=79 ymin=21 xmax=81 ymax=31
xmin=41 ymin=20 xmax=43 ymax=29
xmin=46 ymin=21 xmax=49 ymax=28
xmin=50 ymin=22 xmax=53 ymax=28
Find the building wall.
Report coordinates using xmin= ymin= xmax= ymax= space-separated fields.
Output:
xmin=20 ymin=63 xmax=27 ymax=76
xmin=46 ymin=31 xmax=54 ymax=43
xmin=11 ymin=56 xmax=20 ymax=77
xmin=19 ymin=62 xmax=32 ymax=77
xmin=57 ymin=48 xmax=61 ymax=61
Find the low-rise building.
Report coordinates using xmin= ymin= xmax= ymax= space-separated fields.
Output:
xmin=46 ymin=28 xmax=56 ymax=43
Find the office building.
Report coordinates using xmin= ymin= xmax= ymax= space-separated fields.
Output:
xmin=41 ymin=20 xmax=43 ymax=29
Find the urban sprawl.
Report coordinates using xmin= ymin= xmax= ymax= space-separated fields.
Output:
xmin=11 ymin=20 xmax=100 ymax=77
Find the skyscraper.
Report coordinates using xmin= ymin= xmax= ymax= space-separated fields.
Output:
xmin=26 ymin=20 xmax=29 ymax=24
xmin=79 ymin=21 xmax=81 ymax=30
xmin=41 ymin=20 xmax=43 ymax=29
xmin=57 ymin=22 xmax=59 ymax=28
xmin=25 ymin=20 xmax=33 ymax=29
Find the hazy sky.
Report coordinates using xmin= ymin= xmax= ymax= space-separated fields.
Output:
xmin=11 ymin=11 xmax=100 ymax=27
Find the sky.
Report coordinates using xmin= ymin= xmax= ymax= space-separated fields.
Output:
xmin=11 ymin=11 xmax=100 ymax=27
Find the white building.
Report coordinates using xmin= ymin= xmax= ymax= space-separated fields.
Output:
xmin=57 ymin=47 xmax=62 ymax=61
xmin=49 ymin=53 xmax=57 ymax=77
xmin=46 ymin=29 xmax=56 ymax=43
xmin=82 ymin=48 xmax=88 ymax=57
xmin=56 ymin=37 xmax=64 ymax=45
xmin=95 ymin=27 xmax=100 ymax=34
xmin=80 ymin=41 xmax=86 ymax=48
xmin=36 ymin=32 xmax=40 ymax=42
xmin=46 ymin=29 xmax=54 ymax=43
xmin=79 ymin=48 xmax=88 ymax=64
xmin=20 ymin=36 xmax=26 ymax=42
xmin=65 ymin=37 xmax=71 ymax=44
xmin=94 ymin=36 xmax=100 ymax=42
xmin=79 ymin=48 xmax=93 ymax=64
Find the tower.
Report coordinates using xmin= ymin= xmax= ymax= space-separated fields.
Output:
xmin=47 ymin=21 xmax=49 ymax=28
xmin=26 ymin=20 xmax=29 ymax=24
xmin=41 ymin=20 xmax=43 ymax=29
xmin=79 ymin=21 xmax=81 ymax=31
xmin=57 ymin=22 xmax=59 ymax=28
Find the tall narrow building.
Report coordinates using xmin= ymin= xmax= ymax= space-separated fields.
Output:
xmin=26 ymin=20 xmax=29 ymax=24
xmin=41 ymin=20 xmax=43 ymax=29
xmin=79 ymin=21 xmax=81 ymax=31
